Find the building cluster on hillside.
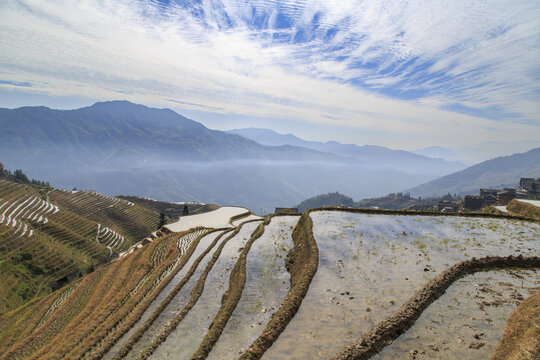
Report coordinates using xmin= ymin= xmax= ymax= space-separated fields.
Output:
xmin=516 ymin=177 xmax=540 ymax=198
xmin=438 ymin=177 xmax=540 ymax=212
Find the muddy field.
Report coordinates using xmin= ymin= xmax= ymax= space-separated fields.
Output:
xmin=264 ymin=211 xmax=539 ymax=359
xmin=2 ymin=208 xmax=537 ymax=360
xmin=374 ymin=269 xmax=539 ymax=359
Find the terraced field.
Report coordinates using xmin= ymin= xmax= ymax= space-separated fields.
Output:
xmin=0 ymin=205 xmax=538 ymax=359
xmin=0 ymin=180 xmax=159 ymax=312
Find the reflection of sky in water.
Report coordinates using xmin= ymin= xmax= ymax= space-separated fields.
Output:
xmin=209 ymin=216 xmax=297 ymax=359
xmin=375 ymin=269 xmax=539 ymax=359
xmin=150 ymin=221 xmax=260 ymax=360
xmin=265 ymin=211 xmax=539 ymax=360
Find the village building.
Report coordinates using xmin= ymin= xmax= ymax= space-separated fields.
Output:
xmin=479 ymin=189 xmax=498 ymax=205
xmin=497 ymin=189 xmax=516 ymax=205
xmin=437 ymin=200 xmax=460 ymax=212
xmin=517 ymin=177 xmax=540 ymax=198
xmin=462 ymin=195 xmax=484 ymax=211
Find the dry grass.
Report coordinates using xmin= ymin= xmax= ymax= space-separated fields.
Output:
xmin=0 ymin=230 xmax=194 ymax=360
xmin=506 ymin=200 xmax=540 ymax=221
xmin=490 ymin=288 xmax=540 ymax=360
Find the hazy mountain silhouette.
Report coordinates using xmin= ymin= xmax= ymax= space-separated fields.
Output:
xmin=1 ymin=101 xmax=463 ymax=210
xmin=228 ymin=128 xmax=465 ymax=175
xmin=406 ymin=147 xmax=540 ymax=197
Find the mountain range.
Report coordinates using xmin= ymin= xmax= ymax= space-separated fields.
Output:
xmin=1 ymin=101 xmax=468 ymax=210
xmin=407 ymin=147 xmax=540 ymax=197
xmin=228 ymin=128 xmax=465 ymax=175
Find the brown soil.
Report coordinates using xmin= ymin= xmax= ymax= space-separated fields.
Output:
xmin=229 ymin=211 xmax=255 ymax=224
xmin=490 ymin=288 xmax=540 ymax=360
xmin=331 ymin=255 xmax=540 ymax=360
xmin=239 ymin=211 xmax=319 ymax=360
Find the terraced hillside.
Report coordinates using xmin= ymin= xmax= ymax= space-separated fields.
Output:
xmin=117 ymin=196 xmax=219 ymax=219
xmin=0 ymin=207 xmax=537 ymax=359
xmin=0 ymin=180 xmax=159 ymax=312
xmin=48 ymin=189 xmax=159 ymax=250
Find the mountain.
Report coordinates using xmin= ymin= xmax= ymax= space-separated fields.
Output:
xmin=227 ymin=127 xmax=310 ymax=148
xmin=0 ymin=101 xmax=341 ymax=164
xmin=228 ymin=128 xmax=466 ymax=175
xmin=412 ymin=146 xmax=462 ymax=163
xmin=454 ymin=140 xmax=540 ymax=165
xmin=1 ymin=101 xmax=458 ymax=210
xmin=407 ymin=147 xmax=540 ymax=197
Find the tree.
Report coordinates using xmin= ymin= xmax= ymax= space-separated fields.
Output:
xmin=183 ymin=205 xmax=189 ymax=215
xmin=157 ymin=210 xmax=166 ymax=229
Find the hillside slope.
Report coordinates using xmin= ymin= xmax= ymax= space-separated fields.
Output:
xmin=407 ymin=147 xmax=540 ymax=197
xmin=296 ymin=192 xmax=354 ymax=212
xmin=0 ymin=179 xmax=158 ymax=312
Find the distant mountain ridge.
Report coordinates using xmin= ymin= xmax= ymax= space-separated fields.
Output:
xmin=1 ymin=101 xmax=464 ymax=210
xmin=406 ymin=147 xmax=540 ymax=197
xmin=228 ymin=127 xmax=466 ymax=174
xmin=0 ymin=101 xmax=341 ymax=164
xmin=412 ymin=146 xmax=462 ymax=163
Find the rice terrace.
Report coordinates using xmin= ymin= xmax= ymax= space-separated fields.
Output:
xmin=2 ymin=0 xmax=540 ymax=358
xmin=0 ymin=178 xmax=538 ymax=360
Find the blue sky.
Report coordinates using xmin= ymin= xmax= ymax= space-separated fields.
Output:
xmin=0 ymin=0 xmax=539 ymax=159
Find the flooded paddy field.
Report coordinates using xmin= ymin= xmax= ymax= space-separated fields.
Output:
xmin=374 ymin=269 xmax=539 ymax=359
xmin=264 ymin=211 xmax=539 ymax=359
xmin=208 ymin=216 xmax=298 ymax=359
xmin=107 ymin=229 xmax=227 ymax=358
xmin=149 ymin=221 xmax=261 ymax=359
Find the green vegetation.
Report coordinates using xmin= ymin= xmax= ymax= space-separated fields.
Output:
xmin=297 ymin=191 xmax=464 ymax=212
xmin=0 ymin=229 xmax=203 ymax=360
xmin=157 ymin=211 xmax=167 ymax=230
xmin=0 ymin=179 xmax=159 ymax=313
xmin=296 ymin=192 xmax=353 ymax=212
xmin=356 ymin=192 xmax=444 ymax=210
xmin=117 ymin=196 xmax=217 ymax=221
xmin=0 ymin=163 xmax=50 ymax=188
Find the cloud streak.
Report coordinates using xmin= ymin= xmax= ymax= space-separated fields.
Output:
xmin=0 ymin=0 xmax=539 ymax=149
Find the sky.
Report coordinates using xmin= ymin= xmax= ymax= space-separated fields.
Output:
xmin=1 ymin=0 xmax=539 ymax=159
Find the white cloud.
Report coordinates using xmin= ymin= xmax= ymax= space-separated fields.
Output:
xmin=0 ymin=0 xmax=539 ymax=150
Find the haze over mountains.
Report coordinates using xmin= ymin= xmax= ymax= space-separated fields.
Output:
xmin=407 ymin=147 xmax=540 ymax=197
xmin=0 ymin=100 xmax=495 ymax=211
xmin=228 ymin=128 xmax=465 ymax=175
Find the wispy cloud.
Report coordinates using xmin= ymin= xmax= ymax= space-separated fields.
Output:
xmin=0 ymin=0 xmax=538 ymax=149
